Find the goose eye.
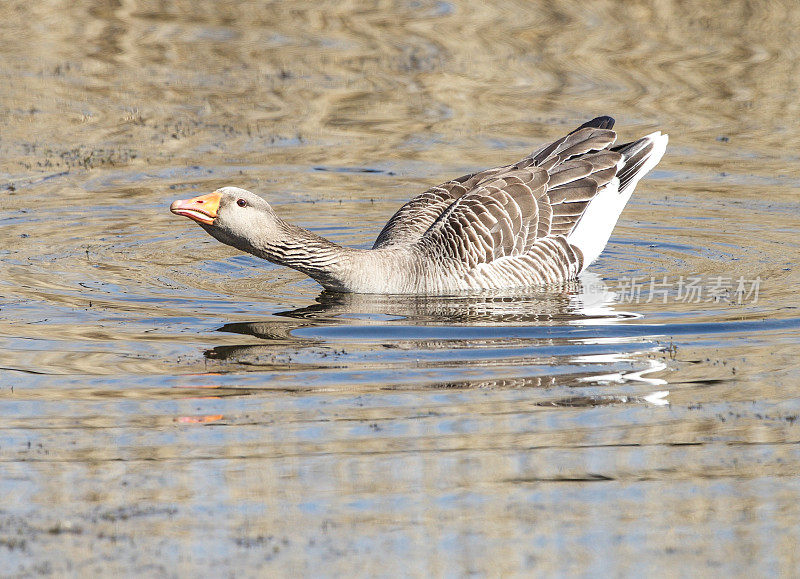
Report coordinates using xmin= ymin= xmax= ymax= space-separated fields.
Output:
xmin=236 ymin=198 xmax=247 ymax=208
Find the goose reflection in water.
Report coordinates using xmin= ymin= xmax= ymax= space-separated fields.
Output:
xmin=201 ymin=273 xmax=670 ymax=406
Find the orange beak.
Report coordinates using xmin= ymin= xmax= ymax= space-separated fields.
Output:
xmin=170 ymin=191 xmax=222 ymax=225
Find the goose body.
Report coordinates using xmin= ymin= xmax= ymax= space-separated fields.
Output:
xmin=170 ymin=116 xmax=667 ymax=294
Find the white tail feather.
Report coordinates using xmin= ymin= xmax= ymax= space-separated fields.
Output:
xmin=567 ymin=132 xmax=668 ymax=270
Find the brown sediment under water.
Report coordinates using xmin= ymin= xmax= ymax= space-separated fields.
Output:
xmin=2 ymin=0 xmax=800 ymax=574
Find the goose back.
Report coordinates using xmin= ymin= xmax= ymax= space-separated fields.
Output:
xmin=372 ymin=117 xmax=637 ymax=289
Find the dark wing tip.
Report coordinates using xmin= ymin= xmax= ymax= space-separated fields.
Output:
xmin=570 ymin=116 xmax=616 ymax=133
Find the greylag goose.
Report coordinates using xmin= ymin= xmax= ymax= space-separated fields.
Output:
xmin=170 ymin=116 xmax=667 ymax=294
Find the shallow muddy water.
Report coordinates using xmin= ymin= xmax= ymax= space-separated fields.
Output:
xmin=2 ymin=0 xmax=800 ymax=575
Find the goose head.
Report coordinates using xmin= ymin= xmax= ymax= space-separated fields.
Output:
xmin=170 ymin=187 xmax=282 ymax=254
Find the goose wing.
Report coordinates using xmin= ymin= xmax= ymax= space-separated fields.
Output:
xmin=410 ymin=120 xmax=622 ymax=271
xmin=373 ymin=116 xmax=618 ymax=251
xmin=372 ymin=165 xmax=511 ymax=249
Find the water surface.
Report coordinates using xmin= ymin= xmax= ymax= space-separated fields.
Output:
xmin=2 ymin=0 xmax=800 ymax=575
